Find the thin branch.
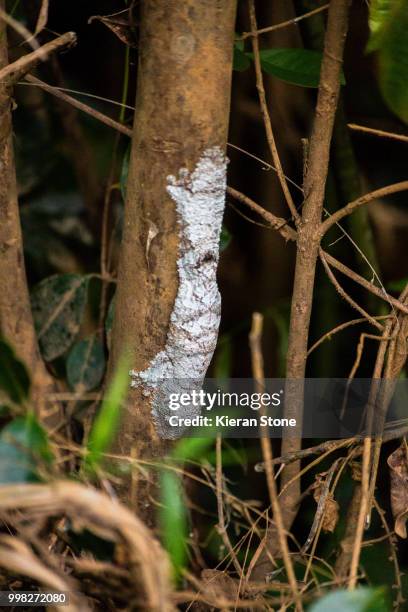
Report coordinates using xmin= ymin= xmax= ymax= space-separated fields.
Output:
xmin=34 ymin=0 xmax=49 ymax=35
xmin=247 ymin=0 xmax=300 ymax=222
xmin=226 ymin=185 xmax=408 ymax=315
xmin=280 ymin=0 xmax=351 ymax=549
xmin=23 ymin=74 xmax=132 ymax=137
xmin=240 ymin=4 xmax=329 ymax=40
xmin=348 ymin=123 xmax=408 ymax=144
xmin=255 ymin=439 xmax=354 ymax=471
xmin=226 ymin=186 xmax=296 ymax=241
xmin=301 ymin=458 xmax=341 ymax=555
xmin=373 ymin=499 xmax=404 ymax=608
xmin=348 ymin=436 xmax=371 ymax=589
xmin=215 ymin=436 xmax=243 ymax=575
xmin=249 ymin=313 xmax=302 ymax=610
xmin=319 ymin=251 xmax=383 ymax=331
xmin=0 ymin=6 xmax=39 ymax=51
xmin=307 ymin=315 xmax=391 ymax=356
xmin=323 ymin=251 xmax=408 ymax=316
xmin=320 ymin=181 xmax=408 ymax=235
xmin=0 ymin=32 xmax=76 ymax=84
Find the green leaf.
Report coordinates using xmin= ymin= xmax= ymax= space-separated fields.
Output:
xmin=367 ymin=0 xmax=394 ymax=51
xmin=0 ymin=413 xmax=53 ymax=484
xmin=66 ymin=334 xmax=106 ymax=393
xmin=378 ymin=1 xmax=408 ymax=123
xmin=159 ymin=470 xmax=188 ymax=581
xmin=308 ymin=587 xmax=388 ymax=612
xmin=31 ymin=274 xmax=89 ymax=361
xmin=84 ymin=353 xmax=129 ymax=472
xmin=0 ymin=340 xmax=30 ymax=404
xmin=233 ymin=42 xmax=250 ymax=71
xmin=251 ymin=48 xmax=345 ymax=88
xmin=219 ymin=225 xmax=232 ymax=252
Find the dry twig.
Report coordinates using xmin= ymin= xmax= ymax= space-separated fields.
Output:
xmin=247 ymin=0 xmax=299 ymax=223
xmin=0 ymin=32 xmax=76 ymax=83
xmin=249 ymin=313 xmax=302 ymax=610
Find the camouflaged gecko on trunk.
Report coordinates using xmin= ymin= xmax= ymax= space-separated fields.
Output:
xmin=130 ymin=147 xmax=227 ymax=438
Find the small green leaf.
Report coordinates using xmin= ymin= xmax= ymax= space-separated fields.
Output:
xmin=31 ymin=274 xmax=89 ymax=361
xmin=233 ymin=42 xmax=250 ymax=71
xmin=159 ymin=470 xmax=188 ymax=581
xmin=66 ymin=334 xmax=106 ymax=393
xmin=250 ymin=48 xmax=346 ymax=88
xmin=0 ymin=413 xmax=53 ymax=484
xmin=219 ymin=225 xmax=232 ymax=252
xmin=0 ymin=340 xmax=30 ymax=404
xmin=84 ymin=354 xmax=129 ymax=472
xmin=308 ymin=587 xmax=389 ymax=612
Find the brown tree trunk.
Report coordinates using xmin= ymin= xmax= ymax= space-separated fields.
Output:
xmin=109 ymin=0 xmax=237 ymax=513
xmin=0 ymin=1 xmax=53 ymax=410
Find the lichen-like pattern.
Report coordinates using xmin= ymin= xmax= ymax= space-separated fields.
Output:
xmin=130 ymin=147 xmax=227 ymax=438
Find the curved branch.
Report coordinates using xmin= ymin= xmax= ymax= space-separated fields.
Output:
xmin=320 ymin=181 xmax=408 ymax=235
xmin=0 ymin=32 xmax=76 ymax=84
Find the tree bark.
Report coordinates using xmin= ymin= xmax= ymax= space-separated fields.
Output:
xmin=109 ymin=0 xmax=237 ymax=513
xmin=0 ymin=1 xmax=53 ymax=409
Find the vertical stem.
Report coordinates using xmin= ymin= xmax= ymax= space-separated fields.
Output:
xmin=250 ymin=313 xmax=302 ymax=611
xmin=0 ymin=1 xmax=52 ymax=409
xmin=281 ymin=0 xmax=351 ymax=526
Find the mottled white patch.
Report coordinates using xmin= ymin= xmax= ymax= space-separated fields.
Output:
xmin=130 ymin=147 xmax=227 ymax=438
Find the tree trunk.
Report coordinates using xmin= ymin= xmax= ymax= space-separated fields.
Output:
xmin=109 ymin=0 xmax=237 ymax=513
xmin=0 ymin=1 xmax=53 ymax=410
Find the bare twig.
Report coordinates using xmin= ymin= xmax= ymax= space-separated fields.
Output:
xmin=24 ymin=74 xmax=133 ymax=136
xmin=226 ymin=186 xmax=296 ymax=241
xmin=0 ymin=6 xmax=39 ymax=51
xmin=373 ymin=499 xmax=404 ymax=608
xmin=249 ymin=313 xmax=302 ymax=610
xmin=0 ymin=32 xmax=76 ymax=84
xmin=308 ymin=315 xmax=391 ymax=356
xmin=348 ymin=436 xmax=371 ymax=589
xmin=319 ymin=252 xmax=383 ymax=330
xmin=227 ymin=186 xmax=408 ymax=316
xmin=348 ymin=123 xmax=408 ymax=144
xmin=34 ymin=0 xmax=49 ymax=35
xmin=281 ymin=0 xmax=351 ymax=554
xmin=215 ymin=436 xmax=242 ymax=575
xmin=320 ymin=181 xmax=408 ymax=235
xmin=247 ymin=0 xmax=300 ymax=222
xmin=240 ymin=4 xmax=329 ymax=40
xmin=301 ymin=459 xmax=341 ymax=555
xmin=255 ymin=439 xmax=354 ymax=471
xmin=323 ymin=251 xmax=408 ymax=315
